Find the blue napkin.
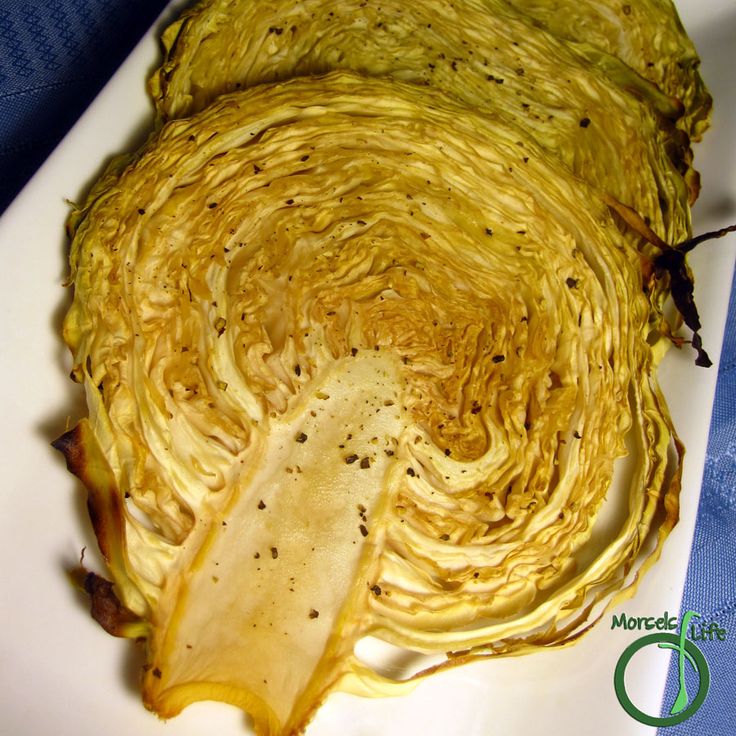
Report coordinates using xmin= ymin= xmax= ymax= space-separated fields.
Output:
xmin=0 ymin=0 xmax=168 ymax=214
xmin=658 ymin=269 xmax=736 ymax=735
xmin=1 ymin=1 xmax=733 ymax=733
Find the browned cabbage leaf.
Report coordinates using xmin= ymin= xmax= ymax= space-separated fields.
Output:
xmin=54 ymin=1 xmax=711 ymax=735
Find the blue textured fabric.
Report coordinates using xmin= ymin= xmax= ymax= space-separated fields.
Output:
xmin=658 ymin=267 xmax=736 ymax=735
xmin=1 ymin=1 xmax=734 ymax=733
xmin=0 ymin=0 xmax=169 ymax=214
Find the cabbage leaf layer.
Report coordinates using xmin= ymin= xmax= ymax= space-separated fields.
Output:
xmin=150 ymin=0 xmax=710 ymax=245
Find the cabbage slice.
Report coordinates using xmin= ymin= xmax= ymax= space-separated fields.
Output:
xmin=57 ymin=73 xmax=685 ymax=735
xmin=149 ymin=0 xmax=709 ymax=244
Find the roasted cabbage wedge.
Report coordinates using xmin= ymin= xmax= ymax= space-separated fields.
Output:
xmin=54 ymin=1 xmax=713 ymax=735
xmin=149 ymin=0 xmax=710 ymax=244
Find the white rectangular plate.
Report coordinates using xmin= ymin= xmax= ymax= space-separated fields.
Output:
xmin=0 ymin=1 xmax=734 ymax=734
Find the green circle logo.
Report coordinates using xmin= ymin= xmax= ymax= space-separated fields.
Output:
xmin=614 ymin=611 xmax=710 ymax=727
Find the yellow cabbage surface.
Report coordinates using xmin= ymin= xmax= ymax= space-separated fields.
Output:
xmin=55 ymin=1 xmax=710 ymax=734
